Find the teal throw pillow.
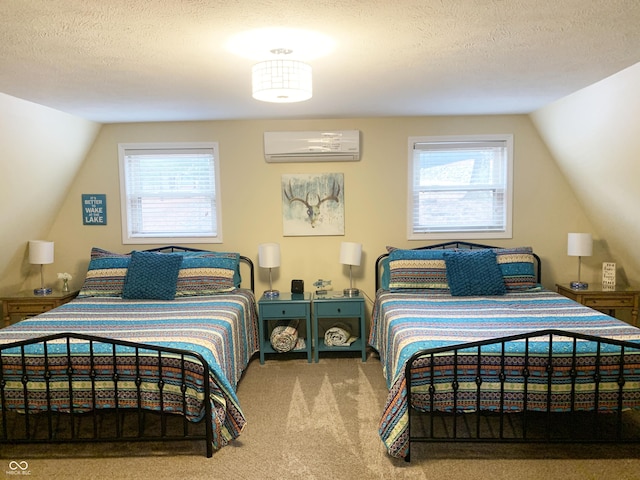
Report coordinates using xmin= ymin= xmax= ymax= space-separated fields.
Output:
xmin=122 ymin=251 xmax=183 ymax=300
xmin=444 ymin=249 xmax=506 ymax=296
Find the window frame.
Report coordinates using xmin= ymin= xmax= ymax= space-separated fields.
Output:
xmin=118 ymin=142 xmax=223 ymax=245
xmin=407 ymin=134 xmax=513 ymax=241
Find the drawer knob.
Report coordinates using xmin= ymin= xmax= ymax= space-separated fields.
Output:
xmin=282 ymin=310 xmax=286 ymax=315
xmin=337 ymin=308 xmax=341 ymax=313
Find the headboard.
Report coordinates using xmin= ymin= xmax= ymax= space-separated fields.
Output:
xmin=375 ymin=241 xmax=541 ymax=292
xmin=144 ymin=245 xmax=255 ymax=292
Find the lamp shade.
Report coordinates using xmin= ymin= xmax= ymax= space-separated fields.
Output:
xmin=258 ymin=243 xmax=281 ymax=268
xmin=340 ymin=242 xmax=362 ymax=266
xmin=567 ymin=233 xmax=593 ymax=257
xmin=252 ymin=59 xmax=312 ymax=103
xmin=29 ymin=240 xmax=54 ymax=264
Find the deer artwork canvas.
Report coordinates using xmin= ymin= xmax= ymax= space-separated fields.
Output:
xmin=281 ymin=173 xmax=345 ymax=236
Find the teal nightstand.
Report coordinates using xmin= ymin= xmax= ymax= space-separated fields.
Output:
xmin=312 ymin=293 xmax=366 ymax=362
xmin=258 ymin=292 xmax=312 ymax=364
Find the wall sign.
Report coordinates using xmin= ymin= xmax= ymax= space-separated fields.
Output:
xmin=602 ymin=262 xmax=616 ymax=290
xmin=82 ymin=194 xmax=107 ymax=225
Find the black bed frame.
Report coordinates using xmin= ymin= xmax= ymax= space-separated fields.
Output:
xmin=0 ymin=333 xmax=216 ymax=456
xmin=375 ymin=242 xmax=640 ymax=462
xmin=0 ymin=246 xmax=255 ymax=458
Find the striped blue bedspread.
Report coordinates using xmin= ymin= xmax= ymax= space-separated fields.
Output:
xmin=369 ymin=289 xmax=640 ymax=458
xmin=0 ymin=290 xmax=259 ymax=450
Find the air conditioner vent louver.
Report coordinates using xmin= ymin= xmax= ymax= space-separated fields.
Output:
xmin=264 ymin=130 xmax=360 ymax=163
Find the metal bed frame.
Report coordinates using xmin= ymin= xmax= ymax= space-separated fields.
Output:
xmin=0 ymin=246 xmax=255 ymax=457
xmin=403 ymin=329 xmax=640 ymax=461
xmin=1 ymin=333 xmax=216 ymax=455
xmin=375 ymin=242 xmax=640 ymax=462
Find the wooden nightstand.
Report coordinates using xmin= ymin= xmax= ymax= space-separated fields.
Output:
xmin=257 ymin=292 xmax=312 ymax=364
xmin=1 ymin=290 xmax=79 ymax=328
xmin=313 ymin=293 xmax=366 ymax=362
xmin=556 ymin=283 xmax=639 ymax=326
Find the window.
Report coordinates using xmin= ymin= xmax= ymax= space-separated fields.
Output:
xmin=408 ymin=134 xmax=513 ymax=240
xmin=118 ymin=142 xmax=222 ymax=244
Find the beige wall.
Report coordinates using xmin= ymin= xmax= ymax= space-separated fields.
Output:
xmin=0 ymin=93 xmax=100 ymax=292
xmin=531 ymin=61 xmax=640 ymax=285
xmin=3 ymin=62 xmax=639 ymax=323
xmin=29 ymin=115 xmax=597 ymax=301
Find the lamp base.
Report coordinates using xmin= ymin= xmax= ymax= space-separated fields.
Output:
xmin=570 ymin=281 xmax=589 ymax=290
xmin=263 ymin=289 xmax=280 ymax=299
xmin=34 ymin=287 xmax=52 ymax=296
xmin=343 ymin=287 xmax=360 ymax=297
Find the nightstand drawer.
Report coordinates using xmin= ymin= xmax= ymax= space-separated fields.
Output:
xmin=260 ymin=303 xmax=308 ymax=318
xmin=314 ymin=302 xmax=361 ymax=317
xmin=583 ymin=296 xmax=635 ymax=308
xmin=8 ymin=302 xmax=54 ymax=314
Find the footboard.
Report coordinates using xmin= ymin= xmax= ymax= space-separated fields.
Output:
xmin=0 ymin=333 xmax=215 ymax=457
xmin=404 ymin=329 xmax=640 ymax=461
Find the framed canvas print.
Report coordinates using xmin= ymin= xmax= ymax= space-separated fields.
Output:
xmin=282 ymin=173 xmax=344 ymax=236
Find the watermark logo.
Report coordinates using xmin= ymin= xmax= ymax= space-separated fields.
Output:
xmin=6 ymin=461 xmax=31 ymax=476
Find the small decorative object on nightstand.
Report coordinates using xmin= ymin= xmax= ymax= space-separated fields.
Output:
xmin=29 ymin=240 xmax=55 ymax=296
xmin=1 ymin=290 xmax=79 ymax=328
xmin=258 ymin=292 xmax=312 ymax=364
xmin=556 ymin=283 xmax=639 ymax=326
xmin=567 ymin=233 xmax=592 ymax=290
xmin=313 ymin=279 xmax=332 ymax=295
xmin=313 ymin=292 xmax=366 ymax=362
xmin=58 ymin=272 xmax=73 ymax=292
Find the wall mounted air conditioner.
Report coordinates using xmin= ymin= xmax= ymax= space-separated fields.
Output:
xmin=264 ymin=130 xmax=360 ymax=162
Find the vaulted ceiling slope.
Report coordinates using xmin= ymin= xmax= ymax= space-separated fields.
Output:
xmin=532 ymin=62 xmax=640 ymax=284
xmin=1 ymin=1 xmax=640 ymax=123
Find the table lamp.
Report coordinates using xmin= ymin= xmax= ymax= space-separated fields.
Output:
xmin=567 ymin=233 xmax=592 ymax=290
xmin=258 ymin=243 xmax=281 ymax=298
xmin=29 ymin=240 xmax=54 ymax=296
xmin=340 ymin=241 xmax=362 ymax=297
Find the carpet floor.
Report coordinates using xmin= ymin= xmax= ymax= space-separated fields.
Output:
xmin=2 ymin=352 xmax=639 ymax=480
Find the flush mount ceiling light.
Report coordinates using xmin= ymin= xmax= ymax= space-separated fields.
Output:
xmin=252 ymin=48 xmax=312 ymax=103
xmin=227 ymin=28 xmax=333 ymax=104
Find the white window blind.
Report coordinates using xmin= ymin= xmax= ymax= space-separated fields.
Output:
xmin=118 ymin=143 xmax=222 ymax=244
xmin=408 ymin=135 xmax=513 ymax=240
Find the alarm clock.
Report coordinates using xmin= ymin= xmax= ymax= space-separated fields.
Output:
xmin=291 ymin=279 xmax=304 ymax=294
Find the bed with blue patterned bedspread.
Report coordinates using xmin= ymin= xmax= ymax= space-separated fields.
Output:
xmin=369 ymin=288 xmax=640 ymax=459
xmin=0 ymin=291 xmax=259 ymax=453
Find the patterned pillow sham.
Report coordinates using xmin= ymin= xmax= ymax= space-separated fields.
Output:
xmin=493 ymin=246 xmax=538 ymax=290
xmin=444 ymin=249 xmax=506 ymax=296
xmin=382 ymin=246 xmax=538 ymax=292
xmin=78 ymin=248 xmax=241 ymax=298
xmin=387 ymin=249 xmax=449 ymax=291
xmin=175 ymin=251 xmax=240 ymax=296
xmin=77 ymin=247 xmax=131 ymax=298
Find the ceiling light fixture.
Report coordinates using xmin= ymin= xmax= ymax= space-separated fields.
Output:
xmin=252 ymin=48 xmax=312 ymax=103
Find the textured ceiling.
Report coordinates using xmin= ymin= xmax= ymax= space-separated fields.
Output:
xmin=1 ymin=0 xmax=640 ymax=123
